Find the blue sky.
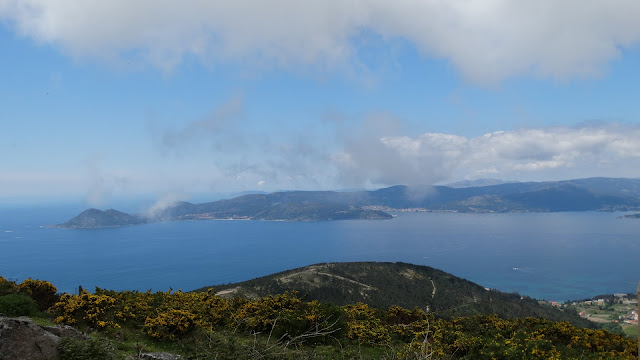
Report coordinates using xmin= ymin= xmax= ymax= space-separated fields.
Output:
xmin=2 ymin=1 xmax=640 ymax=206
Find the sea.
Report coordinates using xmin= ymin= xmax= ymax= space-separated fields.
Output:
xmin=1 ymin=204 xmax=639 ymax=302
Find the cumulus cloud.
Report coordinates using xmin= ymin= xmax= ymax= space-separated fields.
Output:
xmin=152 ymin=106 xmax=640 ymax=190
xmin=334 ymin=123 xmax=640 ymax=186
xmin=332 ymin=112 xmax=448 ymax=186
xmin=2 ymin=1 xmax=640 ymax=83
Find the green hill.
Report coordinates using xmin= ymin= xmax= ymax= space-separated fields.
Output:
xmin=3 ymin=271 xmax=634 ymax=359
xmin=57 ymin=208 xmax=147 ymax=228
xmin=198 ymin=261 xmax=594 ymax=328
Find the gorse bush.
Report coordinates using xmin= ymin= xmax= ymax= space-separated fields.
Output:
xmin=232 ymin=292 xmax=345 ymax=340
xmin=0 ymin=276 xmax=59 ymax=312
xmin=0 ymin=270 xmax=633 ymax=359
xmin=53 ymin=291 xmax=120 ymax=329
xmin=409 ymin=315 xmax=636 ymax=360
xmin=144 ymin=308 xmax=197 ymax=340
xmin=0 ymin=293 xmax=38 ymax=317
xmin=344 ymin=302 xmax=391 ymax=345
xmin=0 ymin=276 xmax=19 ymax=296
xmin=18 ymin=278 xmax=59 ymax=311
xmin=47 ymin=286 xmax=638 ymax=359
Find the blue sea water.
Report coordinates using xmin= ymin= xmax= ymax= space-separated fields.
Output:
xmin=0 ymin=205 xmax=639 ymax=302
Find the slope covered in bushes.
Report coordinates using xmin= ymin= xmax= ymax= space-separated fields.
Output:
xmin=1 ymin=273 xmax=637 ymax=359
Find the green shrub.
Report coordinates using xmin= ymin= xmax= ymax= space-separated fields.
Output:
xmin=57 ymin=337 xmax=116 ymax=360
xmin=0 ymin=294 xmax=38 ymax=316
xmin=19 ymin=278 xmax=59 ymax=311
xmin=0 ymin=276 xmax=19 ymax=296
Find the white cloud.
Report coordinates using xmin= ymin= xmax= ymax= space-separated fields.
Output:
xmin=4 ymin=122 xmax=640 ymax=198
xmin=151 ymin=114 xmax=640 ymax=190
xmin=2 ymin=1 xmax=640 ymax=83
xmin=334 ymin=124 xmax=640 ymax=185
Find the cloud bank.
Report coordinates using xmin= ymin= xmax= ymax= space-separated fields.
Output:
xmin=150 ymin=107 xmax=640 ymax=190
xmin=3 ymin=122 xmax=639 ymax=199
xmin=334 ymin=123 xmax=640 ymax=186
xmin=2 ymin=1 xmax=640 ymax=83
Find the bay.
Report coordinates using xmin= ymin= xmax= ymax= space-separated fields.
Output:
xmin=1 ymin=205 xmax=639 ymax=302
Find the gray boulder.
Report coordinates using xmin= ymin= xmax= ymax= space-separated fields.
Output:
xmin=0 ymin=316 xmax=60 ymax=360
xmin=42 ymin=323 xmax=89 ymax=340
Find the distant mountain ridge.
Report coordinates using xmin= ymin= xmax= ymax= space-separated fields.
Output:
xmin=445 ymin=178 xmax=518 ymax=188
xmin=57 ymin=177 xmax=640 ymax=228
xmin=622 ymin=213 xmax=640 ymax=219
xmin=196 ymin=262 xmax=595 ymax=328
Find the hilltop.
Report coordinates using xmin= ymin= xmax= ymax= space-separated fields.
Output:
xmin=198 ymin=261 xmax=594 ymax=328
xmin=57 ymin=177 xmax=640 ymax=228
xmin=56 ymin=203 xmax=391 ymax=228
xmin=57 ymin=208 xmax=146 ymax=228
xmin=2 ymin=266 xmax=636 ymax=359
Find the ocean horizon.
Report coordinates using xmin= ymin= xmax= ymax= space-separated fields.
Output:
xmin=1 ymin=204 xmax=639 ymax=302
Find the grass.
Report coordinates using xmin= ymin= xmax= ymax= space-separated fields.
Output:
xmin=30 ymin=313 xmax=57 ymax=326
xmin=76 ymin=327 xmax=406 ymax=360
xmin=622 ymin=324 xmax=638 ymax=338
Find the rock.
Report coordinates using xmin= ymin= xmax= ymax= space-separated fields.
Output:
xmin=1 ymin=317 xmax=182 ymax=360
xmin=0 ymin=316 xmax=60 ymax=360
xmin=139 ymin=353 xmax=182 ymax=360
xmin=42 ymin=324 xmax=89 ymax=340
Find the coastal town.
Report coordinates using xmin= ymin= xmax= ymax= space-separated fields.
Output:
xmin=543 ymin=294 xmax=638 ymax=337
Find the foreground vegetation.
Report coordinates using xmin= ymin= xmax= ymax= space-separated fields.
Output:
xmin=202 ymin=262 xmax=595 ymax=328
xmin=1 ymin=275 xmax=637 ymax=359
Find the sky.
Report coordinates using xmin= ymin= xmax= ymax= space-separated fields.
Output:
xmin=2 ymin=0 xmax=640 ymax=206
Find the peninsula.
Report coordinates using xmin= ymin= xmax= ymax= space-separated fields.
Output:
xmin=58 ymin=177 xmax=640 ymax=228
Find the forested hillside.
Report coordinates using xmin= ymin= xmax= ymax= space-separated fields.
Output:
xmin=1 ymin=274 xmax=636 ymax=360
xmin=201 ymin=262 xmax=593 ymax=328
xmin=58 ymin=177 xmax=640 ymax=228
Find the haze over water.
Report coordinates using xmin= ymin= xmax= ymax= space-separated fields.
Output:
xmin=1 ymin=205 xmax=638 ymax=302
